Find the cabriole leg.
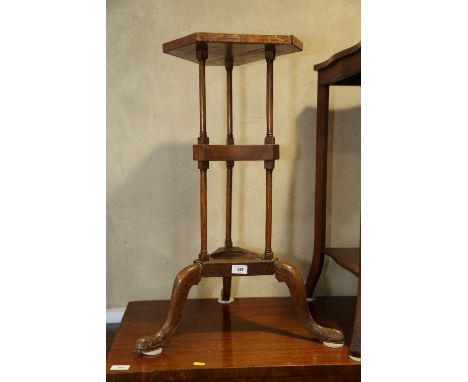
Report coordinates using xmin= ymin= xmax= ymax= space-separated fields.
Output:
xmin=349 ymin=273 xmax=361 ymax=360
xmin=275 ymin=260 xmax=344 ymax=346
xmin=135 ymin=263 xmax=202 ymax=355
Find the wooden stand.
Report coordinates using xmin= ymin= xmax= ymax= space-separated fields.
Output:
xmin=135 ymin=33 xmax=345 ymax=355
xmin=304 ymin=42 xmax=361 ymax=360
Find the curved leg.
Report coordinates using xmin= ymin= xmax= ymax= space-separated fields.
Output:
xmin=305 ymin=84 xmax=329 ymax=298
xmin=275 ymin=260 xmax=344 ymax=345
xmin=218 ymin=276 xmax=233 ymax=304
xmin=349 ymin=273 xmax=361 ymax=361
xmin=305 ymin=248 xmax=324 ymax=298
xmin=135 ymin=263 xmax=202 ymax=355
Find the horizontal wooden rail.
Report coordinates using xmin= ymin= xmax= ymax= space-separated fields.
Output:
xmin=317 ymin=53 xmax=361 ymax=86
xmin=323 ymin=248 xmax=360 ymax=276
xmin=193 ymin=144 xmax=279 ymax=161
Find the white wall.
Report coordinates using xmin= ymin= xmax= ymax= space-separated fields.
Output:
xmin=107 ymin=0 xmax=361 ymax=308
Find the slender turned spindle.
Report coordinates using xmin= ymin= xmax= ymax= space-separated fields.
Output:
xmin=264 ymin=44 xmax=275 ymax=260
xmin=265 ymin=45 xmax=275 ymax=142
xmin=225 ymin=58 xmax=234 ymax=248
xmin=199 ymin=169 xmax=208 ymax=260
xmin=197 ymin=43 xmax=209 ymax=261
xmin=197 ymin=43 xmax=209 ymax=145
xmin=264 ymin=169 xmax=273 ymax=259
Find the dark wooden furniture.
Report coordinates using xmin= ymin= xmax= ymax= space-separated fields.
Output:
xmin=134 ymin=33 xmax=345 ymax=356
xmin=107 ymin=297 xmax=361 ymax=381
xmin=304 ymin=42 xmax=361 ymax=361
xmin=107 ymin=323 xmax=120 ymax=357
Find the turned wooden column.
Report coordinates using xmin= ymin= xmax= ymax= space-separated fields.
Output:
xmin=222 ymin=56 xmax=234 ymax=301
xmin=197 ymin=42 xmax=209 ymax=261
xmin=264 ymin=44 xmax=275 ymax=260
xmin=225 ymin=57 xmax=234 ymax=248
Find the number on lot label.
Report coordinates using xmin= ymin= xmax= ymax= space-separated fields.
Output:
xmin=232 ymin=265 xmax=248 ymax=274
xmin=110 ymin=365 xmax=130 ymax=371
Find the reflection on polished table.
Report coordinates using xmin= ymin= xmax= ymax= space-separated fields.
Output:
xmin=107 ymin=297 xmax=360 ymax=382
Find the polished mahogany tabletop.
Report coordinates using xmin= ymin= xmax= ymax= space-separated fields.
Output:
xmin=107 ymin=297 xmax=360 ymax=381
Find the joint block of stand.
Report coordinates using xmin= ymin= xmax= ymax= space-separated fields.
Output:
xmin=264 ymin=160 xmax=275 ymax=170
xmin=225 ymin=58 xmax=233 ymax=71
xmin=193 ymin=144 xmax=279 ymax=162
xmin=264 ymin=249 xmax=274 ymax=260
xmin=264 ymin=136 xmax=275 ymax=144
xmin=198 ymin=252 xmax=209 ymax=261
xmin=196 ymin=42 xmax=208 ymax=60
xmin=198 ymin=161 xmax=209 ymax=170
xmin=265 ymin=44 xmax=276 ymax=61
xmin=198 ymin=135 xmax=209 ymax=144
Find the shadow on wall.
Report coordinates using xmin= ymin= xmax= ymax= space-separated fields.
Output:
xmin=285 ymin=106 xmax=361 ymax=296
xmin=107 ymin=106 xmax=360 ymax=305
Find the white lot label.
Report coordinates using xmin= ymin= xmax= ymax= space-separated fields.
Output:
xmin=110 ymin=365 xmax=130 ymax=371
xmin=232 ymin=265 xmax=248 ymax=274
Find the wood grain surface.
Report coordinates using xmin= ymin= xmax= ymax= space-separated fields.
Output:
xmin=323 ymin=248 xmax=360 ymax=276
xmin=315 ymin=42 xmax=361 ymax=86
xmin=163 ymin=32 xmax=302 ymax=66
xmin=107 ymin=297 xmax=360 ymax=381
xmin=314 ymin=42 xmax=360 ymax=70
xmin=305 ymin=43 xmax=361 ymax=360
xmin=193 ymin=144 xmax=279 ymax=161
xmin=199 ymin=246 xmax=276 ymax=277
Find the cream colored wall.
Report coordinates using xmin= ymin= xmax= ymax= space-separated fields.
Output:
xmin=107 ymin=0 xmax=360 ymax=308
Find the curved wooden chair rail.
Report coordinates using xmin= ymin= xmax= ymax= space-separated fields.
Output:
xmin=314 ymin=42 xmax=360 ymax=70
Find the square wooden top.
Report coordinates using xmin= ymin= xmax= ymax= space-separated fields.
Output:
xmin=163 ymin=32 xmax=303 ymax=66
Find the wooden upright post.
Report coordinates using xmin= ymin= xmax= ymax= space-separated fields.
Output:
xmin=197 ymin=42 xmax=209 ymax=261
xmin=305 ymin=83 xmax=329 ymax=295
xmin=221 ymin=56 xmax=234 ymax=301
xmin=225 ymin=57 xmax=234 ymax=248
xmin=264 ymin=44 xmax=275 ymax=260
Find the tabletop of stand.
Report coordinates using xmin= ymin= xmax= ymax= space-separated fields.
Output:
xmin=314 ymin=41 xmax=360 ymax=86
xmin=106 ymin=297 xmax=360 ymax=382
xmin=163 ymin=32 xmax=303 ymax=66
